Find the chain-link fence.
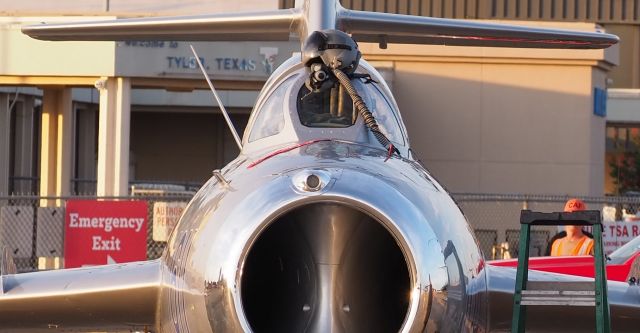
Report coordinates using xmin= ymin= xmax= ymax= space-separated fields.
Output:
xmin=3 ymin=193 xmax=640 ymax=272
xmin=453 ymin=193 xmax=640 ymax=260
xmin=0 ymin=195 xmax=191 ymax=272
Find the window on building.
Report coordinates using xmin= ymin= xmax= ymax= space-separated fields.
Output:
xmin=606 ymin=124 xmax=640 ymax=194
xmin=7 ymin=96 xmax=40 ymax=195
xmin=73 ymin=103 xmax=98 ymax=195
xmin=607 ymin=125 xmax=640 ymax=153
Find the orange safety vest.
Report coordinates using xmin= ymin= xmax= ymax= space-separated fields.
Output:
xmin=550 ymin=236 xmax=594 ymax=256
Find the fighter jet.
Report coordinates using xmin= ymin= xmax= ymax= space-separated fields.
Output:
xmin=2 ymin=0 xmax=636 ymax=332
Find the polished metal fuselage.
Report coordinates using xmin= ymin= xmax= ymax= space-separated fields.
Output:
xmin=159 ymin=140 xmax=640 ymax=333
xmin=148 ymin=49 xmax=640 ymax=332
xmin=159 ymin=139 xmax=487 ymax=332
xmin=2 ymin=140 xmax=638 ymax=332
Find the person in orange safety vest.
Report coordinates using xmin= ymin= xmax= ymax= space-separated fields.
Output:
xmin=550 ymin=198 xmax=594 ymax=256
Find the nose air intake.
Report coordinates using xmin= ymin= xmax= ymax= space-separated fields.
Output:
xmin=240 ymin=202 xmax=411 ymax=333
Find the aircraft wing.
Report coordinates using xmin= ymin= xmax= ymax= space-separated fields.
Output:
xmin=339 ymin=9 xmax=618 ymax=49
xmin=0 ymin=259 xmax=161 ymax=332
xmin=21 ymin=9 xmax=300 ymax=41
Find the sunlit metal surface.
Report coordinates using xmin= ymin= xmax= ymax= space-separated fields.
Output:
xmin=0 ymin=260 xmax=160 ymax=331
xmin=339 ymin=9 xmax=618 ymax=49
xmin=241 ymin=203 xmax=409 ymax=332
xmin=1 ymin=56 xmax=636 ymax=332
xmin=4 ymin=1 xmax=629 ymax=332
xmin=21 ymin=9 xmax=301 ymax=41
xmin=297 ymin=0 xmax=338 ymax=46
xmin=22 ymin=0 xmax=617 ymax=49
xmin=169 ymin=139 xmax=485 ymax=332
xmin=291 ymin=169 xmax=331 ymax=192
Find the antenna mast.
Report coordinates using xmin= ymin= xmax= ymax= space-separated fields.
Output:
xmin=189 ymin=45 xmax=243 ymax=150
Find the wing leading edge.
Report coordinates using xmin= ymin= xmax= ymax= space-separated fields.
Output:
xmin=0 ymin=260 xmax=161 ymax=332
xmin=21 ymin=1 xmax=617 ymax=49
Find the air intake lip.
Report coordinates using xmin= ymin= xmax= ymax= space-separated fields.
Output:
xmin=239 ymin=201 xmax=411 ymax=333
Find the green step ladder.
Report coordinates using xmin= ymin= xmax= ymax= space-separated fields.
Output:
xmin=511 ymin=210 xmax=611 ymax=333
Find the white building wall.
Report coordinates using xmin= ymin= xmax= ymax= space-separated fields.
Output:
xmin=608 ymin=89 xmax=640 ymax=123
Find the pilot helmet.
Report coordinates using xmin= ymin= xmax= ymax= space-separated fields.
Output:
xmin=301 ymin=29 xmax=361 ymax=73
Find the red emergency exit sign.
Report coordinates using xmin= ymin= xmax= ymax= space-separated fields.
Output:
xmin=64 ymin=200 xmax=148 ymax=268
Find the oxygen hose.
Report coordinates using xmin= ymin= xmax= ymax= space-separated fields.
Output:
xmin=332 ymin=68 xmax=399 ymax=158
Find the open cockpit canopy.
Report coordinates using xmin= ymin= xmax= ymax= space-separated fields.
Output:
xmin=243 ymin=57 xmax=407 ymax=154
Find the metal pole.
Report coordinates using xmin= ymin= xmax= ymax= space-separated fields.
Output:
xmin=189 ymin=45 xmax=243 ymax=150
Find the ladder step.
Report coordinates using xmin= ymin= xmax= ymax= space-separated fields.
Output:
xmin=520 ymin=282 xmax=597 ymax=307
xmin=526 ymin=281 xmax=595 ymax=292
xmin=521 ymin=296 xmax=595 ymax=302
xmin=520 ymin=300 xmax=596 ymax=306
xmin=521 ymin=290 xmax=595 ymax=296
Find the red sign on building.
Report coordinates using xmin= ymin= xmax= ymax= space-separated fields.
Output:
xmin=64 ymin=200 xmax=148 ymax=268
